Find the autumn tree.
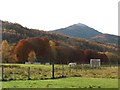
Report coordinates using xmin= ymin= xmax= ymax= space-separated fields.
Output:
xmin=49 ymin=40 xmax=56 ymax=59
xmin=14 ymin=37 xmax=50 ymax=63
xmin=55 ymin=46 xmax=66 ymax=64
xmin=104 ymin=52 xmax=119 ymax=65
xmin=2 ymin=40 xmax=9 ymax=63
xmin=7 ymin=43 xmax=16 ymax=63
xmin=28 ymin=51 xmax=36 ymax=64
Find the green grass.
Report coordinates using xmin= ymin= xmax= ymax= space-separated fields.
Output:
xmin=1 ymin=64 xmax=118 ymax=81
xmin=1 ymin=64 xmax=118 ymax=88
xmin=2 ymin=77 xmax=118 ymax=88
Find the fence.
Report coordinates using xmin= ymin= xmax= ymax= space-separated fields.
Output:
xmin=0 ymin=64 xmax=116 ymax=81
xmin=1 ymin=64 xmax=65 ymax=81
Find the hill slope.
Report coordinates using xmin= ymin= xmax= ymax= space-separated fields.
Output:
xmin=91 ymin=34 xmax=119 ymax=46
xmin=51 ymin=23 xmax=119 ymax=46
xmin=2 ymin=21 xmax=117 ymax=52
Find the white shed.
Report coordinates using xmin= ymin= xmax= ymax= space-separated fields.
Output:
xmin=90 ymin=59 xmax=101 ymax=68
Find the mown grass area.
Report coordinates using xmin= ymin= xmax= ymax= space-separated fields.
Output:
xmin=2 ymin=77 xmax=118 ymax=88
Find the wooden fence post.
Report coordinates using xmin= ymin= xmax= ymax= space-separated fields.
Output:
xmin=52 ymin=63 xmax=54 ymax=79
xmin=69 ymin=66 xmax=71 ymax=75
xmin=76 ymin=65 xmax=78 ymax=72
xmin=62 ymin=64 xmax=64 ymax=77
xmin=2 ymin=65 xmax=4 ymax=81
xmin=28 ymin=67 xmax=30 ymax=80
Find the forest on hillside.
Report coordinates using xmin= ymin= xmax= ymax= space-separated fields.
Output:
xmin=2 ymin=21 xmax=118 ymax=52
xmin=1 ymin=21 xmax=120 ymax=65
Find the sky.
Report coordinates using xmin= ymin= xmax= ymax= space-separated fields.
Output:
xmin=0 ymin=0 xmax=119 ymax=35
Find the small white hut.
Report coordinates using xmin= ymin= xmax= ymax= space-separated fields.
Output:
xmin=90 ymin=59 xmax=101 ymax=68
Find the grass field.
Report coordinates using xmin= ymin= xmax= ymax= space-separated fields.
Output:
xmin=1 ymin=64 xmax=118 ymax=88
xmin=2 ymin=77 xmax=118 ymax=88
xmin=1 ymin=64 xmax=118 ymax=81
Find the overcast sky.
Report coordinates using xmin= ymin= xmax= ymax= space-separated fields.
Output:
xmin=0 ymin=0 xmax=119 ymax=35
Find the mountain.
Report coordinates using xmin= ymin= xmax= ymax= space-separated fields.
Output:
xmin=51 ymin=23 xmax=102 ymax=39
xmin=91 ymin=34 xmax=119 ymax=46
xmin=2 ymin=21 xmax=117 ymax=52
xmin=51 ymin=23 xmax=119 ymax=46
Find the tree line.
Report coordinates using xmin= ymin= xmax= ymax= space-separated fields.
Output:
xmin=2 ymin=38 xmax=119 ymax=65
